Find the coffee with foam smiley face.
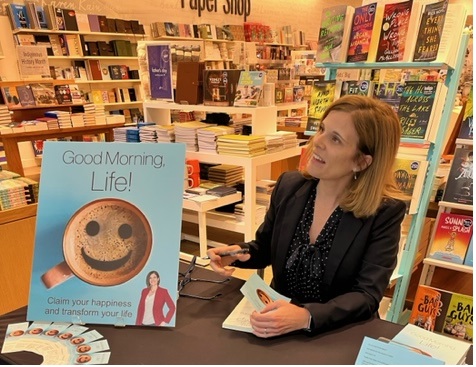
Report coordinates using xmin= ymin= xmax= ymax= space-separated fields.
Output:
xmin=63 ymin=198 xmax=152 ymax=286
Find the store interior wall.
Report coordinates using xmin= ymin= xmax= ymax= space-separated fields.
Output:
xmin=0 ymin=0 xmax=472 ymax=42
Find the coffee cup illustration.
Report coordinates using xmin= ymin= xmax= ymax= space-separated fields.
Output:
xmin=41 ymin=198 xmax=152 ymax=288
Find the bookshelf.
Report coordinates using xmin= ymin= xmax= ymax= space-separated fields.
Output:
xmin=309 ymin=33 xmax=470 ymax=325
xmin=142 ymin=98 xmax=302 ymax=245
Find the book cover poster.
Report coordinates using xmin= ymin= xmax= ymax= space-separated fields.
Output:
xmin=428 ymin=213 xmax=473 ymax=264
xmin=412 ymin=0 xmax=448 ymax=62
xmin=442 ymin=147 xmax=473 ymax=205
xmin=346 ymin=3 xmax=377 ymax=62
xmin=27 ymin=142 xmax=186 ymax=327
xmin=442 ymin=292 xmax=473 ymax=341
xmin=233 ymin=71 xmax=265 ymax=107
xmin=376 ymin=0 xmax=413 ymax=62
xmin=397 ymin=81 xmax=439 ymax=139
xmin=147 ymin=43 xmax=173 ymax=100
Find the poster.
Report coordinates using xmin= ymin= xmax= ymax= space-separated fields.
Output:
xmin=27 ymin=141 xmax=185 ymax=327
xmin=16 ymin=45 xmax=50 ymax=78
xmin=147 ymin=43 xmax=173 ymax=100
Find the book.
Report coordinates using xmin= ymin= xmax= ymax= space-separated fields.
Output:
xmin=54 ymin=85 xmax=72 ymax=105
xmin=29 ymin=83 xmax=57 ymax=106
xmin=374 ymin=0 xmax=414 ymax=62
xmin=463 ymin=236 xmax=473 ymax=266
xmin=409 ymin=285 xmax=452 ymax=332
xmin=27 ymin=141 xmax=186 ymax=327
xmin=441 ymin=292 xmax=473 ymax=342
xmin=441 ymin=146 xmax=473 ymax=206
xmin=316 ymin=5 xmax=355 ymax=62
xmin=222 ymin=297 xmax=254 ymax=333
xmin=392 ymin=156 xmax=428 ymax=214
xmin=308 ymin=80 xmax=337 ymax=120
xmin=458 ymin=88 xmax=473 ymax=141
xmin=434 ymin=3 xmax=467 ymax=67
xmin=233 ymin=71 xmax=265 ymax=107
xmin=35 ymin=5 xmax=48 ymax=29
xmin=371 ymin=81 xmax=404 ymax=113
xmin=397 ymin=81 xmax=444 ymax=141
xmin=147 ymin=44 xmax=174 ymax=100
xmin=392 ymin=323 xmax=471 ymax=365
xmin=203 ymin=69 xmax=242 ymax=107
xmin=412 ymin=0 xmax=449 ymax=62
xmin=428 ymin=212 xmax=473 ymax=264
xmin=339 ymin=80 xmax=373 ymax=97
xmin=87 ymin=14 xmax=101 ymax=32
xmin=16 ymin=85 xmax=36 ymax=107
xmin=346 ymin=3 xmax=378 ymax=62
xmin=1 ymin=87 xmax=21 ymax=109
xmin=54 ymin=7 xmax=65 ymax=30
xmin=6 ymin=4 xmax=30 ymax=29
xmin=62 ymin=8 xmax=78 ymax=31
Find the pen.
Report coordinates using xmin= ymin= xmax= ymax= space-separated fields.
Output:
xmin=202 ymin=248 xmax=249 ymax=260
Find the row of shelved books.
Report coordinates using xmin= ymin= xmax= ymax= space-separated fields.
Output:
xmin=0 ymin=105 xmax=128 ymax=134
xmin=0 ymin=169 xmax=38 ymax=211
xmin=15 ymin=33 xmax=137 ymax=58
xmin=52 ymin=62 xmax=139 ymax=82
xmin=410 ymin=284 xmax=473 ymax=343
xmin=316 ymin=1 xmax=467 ymax=66
xmin=7 ymin=2 xmax=145 ymax=34
xmin=149 ymin=22 xmax=303 ymax=46
xmin=0 ymin=83 xmax=83 ymax=109
xmin=87 ymin=87 xmax=140 ymax=105
xmin=305 ymin=77 xmax=447 ymax=142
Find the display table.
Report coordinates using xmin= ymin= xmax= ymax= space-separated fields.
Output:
xmin=0 ymin=264 xmax=472 ymax=365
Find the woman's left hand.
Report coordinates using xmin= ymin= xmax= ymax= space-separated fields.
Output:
xmin=250 ymin=300 xmax=311 ymax=338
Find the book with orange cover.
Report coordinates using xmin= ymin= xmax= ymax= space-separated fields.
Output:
xmin=409 ymin=285 xmax=452 ymax=332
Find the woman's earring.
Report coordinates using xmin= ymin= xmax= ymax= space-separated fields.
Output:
xmin=353 ymin=170 xmax=357 ymax=180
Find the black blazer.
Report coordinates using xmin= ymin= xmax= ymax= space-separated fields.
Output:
xmin=235 ymin=171 xmax=406 ymax=333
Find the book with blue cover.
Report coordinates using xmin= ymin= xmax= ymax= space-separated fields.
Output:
xmin=233 ymin=71 xmax=265 ymax=107
xmin=27 ymin=141 xmax=186 ymax=327
xmin=7 ymin=4 xmax=31 ymax=29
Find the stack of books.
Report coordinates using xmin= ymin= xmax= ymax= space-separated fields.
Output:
xmin=0 ymin=105 xmax=12 ymax=134
xmin=234 ymin=203 xmax=267 ymax=224
xmin=216 ymin=134 xmax=266 ymax=157
xmin=174 ymin=121 xmax=212 ymax=151
xmin=264 ymin=134 xmax=285 ymax=153
xmin=44 ymin=111 xmax=72 ymax=128
xmin=83 ymin=103 xmax=106 ymax=126
xmin=70 ymin=113 xmax=85 ymax=127
xmin=113 ymin=127 xmax=140 ymax=142
xmin=207 ymin=164 xmax=243 ymax=186
xmin=206 ymin=185 xmax=237 ymax=197
xmin=197 ymin=125 xmax=235 ymax=153
xmin=0 ymin=170 xmax=38 ymax=211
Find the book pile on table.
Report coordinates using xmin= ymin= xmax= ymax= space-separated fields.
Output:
xmin=206 ymin=185 xmax=237 ymax=197
xmin=70 ymin=113 xmax=85 ymax=127
xmin=216 ymin=134 xmax=266 ymax=157
xmin=174 ymin=121 xmax=212 ymax=151
xmin=113 ymin=126 xmax=140 ymax=142
xmin=208 ymin=164 xmax=243 ymax=186
xmin=270 ymin=131 xmax=298 ymax=149
xmin=0 ymin=170 xmax=38 ymax=211
xmin=197 ymin=125 xmax=235 ymax=153
xmin=83 ymin=103 xmax=106 ymax=125
xmin=45 ymin=111 xmax=72 ymax=128
xmin=0 ymin=105 xmax=13 ymax=134
xmin=264 ymin=134 xmax=285 ymax=153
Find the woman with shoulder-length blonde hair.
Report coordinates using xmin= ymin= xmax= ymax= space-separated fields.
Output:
xmin=208 ymin=95 xmax=406 ymax=338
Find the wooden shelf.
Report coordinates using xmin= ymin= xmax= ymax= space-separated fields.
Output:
xmin=48 ymin=56 xmax=138 ymax=60
xmin=422 ymin=258 xmax=473 ymax=274
xmin=13 ymin=28 xmax=145 ymax=38
xmin=0 ymin=203 xmax=37 ymax=225
xmin=74 ymin=79 xmax=141 ymax=84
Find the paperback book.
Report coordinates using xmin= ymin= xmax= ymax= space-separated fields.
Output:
xmin=392 ymin=157 xmax=428 ymax=214
xmin=441 ymin=146 xmax=473 ymax=206
xmin=27 ymin=142 xmax=186 ymax=327
xmin=428 ymin=212 xmax=473 ymax=264
xmin=308 ymin=80 xmax=337 ymax=120
xmin=441 ymin=292 xmax=473 ymax=342
xmin=409 ymin=285 xmax=452 ymax=333
xmin=371 ymin=81 xmax=404 ymax=113
xmin=233 ymin=71 xmax=265 ymax=107
xmin=346 ymin=3 xmax=377 ymax=62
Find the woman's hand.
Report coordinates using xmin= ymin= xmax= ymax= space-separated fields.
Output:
xmin=206 ymin=245 xmax=250 ymax=277
xmin=250 ymin=300 xmax=311 ymax=338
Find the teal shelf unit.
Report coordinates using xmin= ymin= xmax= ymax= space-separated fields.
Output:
xmin=309 ymin=32 xmax=470 ymax=324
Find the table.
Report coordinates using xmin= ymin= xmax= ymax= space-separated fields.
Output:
xmin=0 ymin=123 xmax=124 ymax=176
xmin=181 ymin=192 xmax=242 ymax=266
xmin=0 ymin=265 xmax=471 ymax=365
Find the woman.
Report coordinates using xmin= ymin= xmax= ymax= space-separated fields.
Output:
xmin=207 ymin=95 xmax=406 ymax=337
xmin=136 ymin=270 xmax=176 ymax=326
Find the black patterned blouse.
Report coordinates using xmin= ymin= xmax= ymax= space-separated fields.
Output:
xmin=284 ymin=185 xmax=343 ymax=303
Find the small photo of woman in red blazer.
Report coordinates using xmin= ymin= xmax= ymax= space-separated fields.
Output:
xmin=136 ymin=270 xmax=176 ymax=326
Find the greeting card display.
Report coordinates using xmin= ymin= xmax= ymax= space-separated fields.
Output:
xmin=27 ymin=141 xmax=185 ymax=327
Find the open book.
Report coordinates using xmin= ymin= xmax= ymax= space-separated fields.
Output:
xmin=222 ymin=273 xmax=290 ymax=333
